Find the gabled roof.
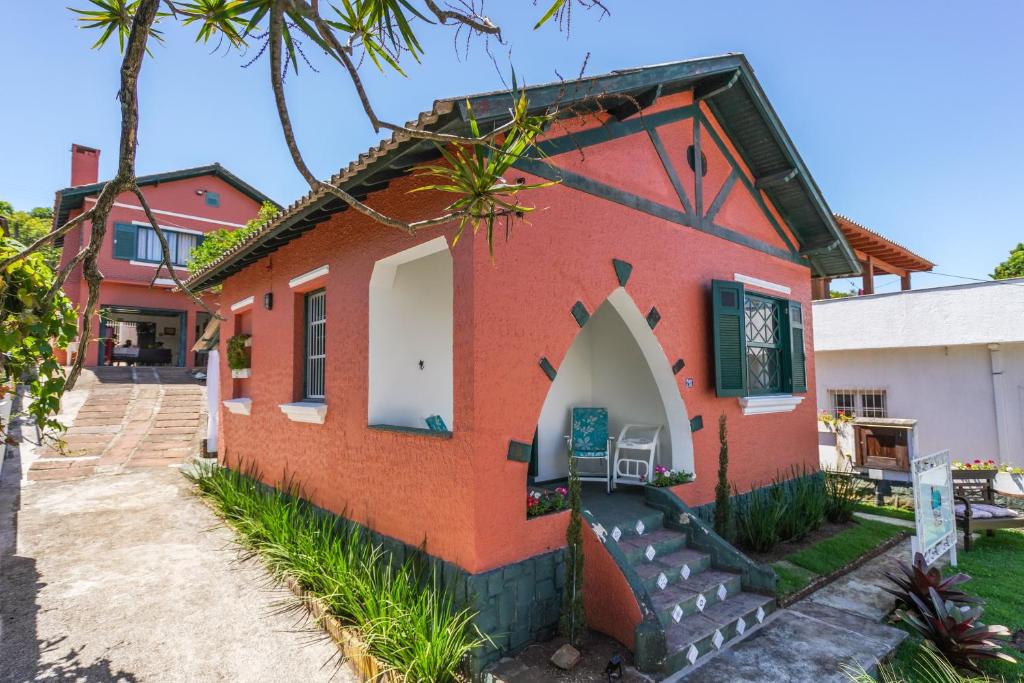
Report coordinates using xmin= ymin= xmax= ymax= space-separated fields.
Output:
xmin=833 ymin=214 xmax=934 ymax=274
xmin=53 ymin=163 xmax=277 ymax=229
xmin=184 ymin=53 xmax=860 ymax=292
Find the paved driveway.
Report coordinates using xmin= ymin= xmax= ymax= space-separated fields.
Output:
xmin=0 ymin=452 xmax=353 ymax=682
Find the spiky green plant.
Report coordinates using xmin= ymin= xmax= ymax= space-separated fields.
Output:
xmin=186 ymin=462 xmax=485 ymax=682
xmin=734 ymin=484 xmax=787 ymax=553
xmin=559 ymin=452 xmax=586 ymax=646
xmin=843 ymin=642 xmax=994 ymax=683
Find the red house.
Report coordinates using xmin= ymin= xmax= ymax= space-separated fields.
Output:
xmin=185 ymin=54 xmax=860 ymax=674
xmin=54 ymin=144 xmax=273 ymax=368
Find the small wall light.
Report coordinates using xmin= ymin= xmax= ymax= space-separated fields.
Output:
xmin=263 ymin=292 xmax=273 ymax=310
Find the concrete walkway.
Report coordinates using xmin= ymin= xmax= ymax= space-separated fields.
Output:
xmin=681 ymin=543 xmax=910 ymax=682
xmin=0 ymin=375 xmax=354 ymax=683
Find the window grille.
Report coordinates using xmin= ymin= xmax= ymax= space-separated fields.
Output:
xmin=828 ymin=389 xmax=887 ymax=418
xmin=304 ymin=289 xmax=326 ymax=400
xmin=744 ymin=294 xmax=783 ymax=394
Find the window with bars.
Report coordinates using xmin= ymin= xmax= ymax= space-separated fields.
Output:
xmin=304 ymin=289 xmax=326 ymax=400
xmin=744 ymin=294 xmax=783 ymax=394
xmin=712 ymin=279 xmax=806 ymax=398
xmin=828 ymin=389 xmax=887 ymax=418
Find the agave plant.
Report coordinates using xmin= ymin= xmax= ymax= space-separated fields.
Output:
xmin=899 ymin=588 xmax=1016 ymax=672
xmin=882 ymin=552 xmax=983 ymax=612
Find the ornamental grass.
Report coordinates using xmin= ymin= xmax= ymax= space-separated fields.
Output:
xmin=186 ymin=463 xmax=484 ymax=682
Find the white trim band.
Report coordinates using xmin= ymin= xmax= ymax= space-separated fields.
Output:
xmin=230 ymin=296 xmax=254 ymax=312
xmin=129 ymin=260 xmax=161 ymax=268
xmin=289 ymin=265 xmax=329 ymax=289
xmin=279 ymin=401 xmax=327 ymax=424
xmin=737 ymin=394 xmax=805 ymax=416
xmin=153 ymin=278 xmax=176 ymax=287
xmin=222 ymin=398 xmax=252 ymax=415
xmin=734 ymin=273 xmax=791 ymax=295
xmin=85 ymin=197 xmax=248 ymax=228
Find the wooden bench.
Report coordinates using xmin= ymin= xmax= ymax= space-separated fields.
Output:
xmin=953 ymin=470 xmax=1024 ymax=551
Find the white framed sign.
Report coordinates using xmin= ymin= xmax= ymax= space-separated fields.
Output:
xmin=910 ymin=449 xmax=957 ymax=567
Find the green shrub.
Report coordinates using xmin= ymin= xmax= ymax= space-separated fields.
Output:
xmin=714 ymin=414 xmax=734 ymax=541
xmin=186 ymin=463 xmax=484 ymax=682
xmin=226 ymin=334 xmax=250 ymax=370
xmin=775 ymin=466 xmax=826 ymax=542
xmin=734 ymin=485 xmax=787 ymax=552
xmin=824 ymin=471 xmax=870 ymax=523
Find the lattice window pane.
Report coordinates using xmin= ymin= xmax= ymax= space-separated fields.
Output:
xmin=305 ymin=289 xmax=326 ymax=400
xmin=744 ymin=295 xmax=782 ymax=393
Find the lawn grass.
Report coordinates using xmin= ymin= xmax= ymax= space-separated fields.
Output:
xmin=773 ymin=517 xmax=908 ymax=598
xmin=854 ymin=502 xmax=917 ymax=522
xmin=187 ymin=463 xmax=484 ymax=682
xmin=887 ymin=529 xmax=1024 ymax=682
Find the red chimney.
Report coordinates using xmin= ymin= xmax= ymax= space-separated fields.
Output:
xmin=70 ymin=144 xmax=100 ymax=186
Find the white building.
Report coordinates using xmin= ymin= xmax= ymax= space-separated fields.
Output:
xmin=813 ymin=278 xmax=1024 ymax=469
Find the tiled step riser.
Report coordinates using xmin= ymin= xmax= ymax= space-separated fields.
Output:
xmin=622 ymin=536 xmax=688 ymax=564
xmin=663 ymin=600 xmax=777 ymax=673
xmin=654 ymin=575 xmax=743 ymax=625
xmin=639 ymin=555 xmax=713 ymax=593
xmin=604 ymin=512 xmax=665 ymax=543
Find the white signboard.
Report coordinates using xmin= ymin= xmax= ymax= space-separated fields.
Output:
xmin=910 ymin=449 xmax=957 ymax=567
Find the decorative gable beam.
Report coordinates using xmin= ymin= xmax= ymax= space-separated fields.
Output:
xmin=755 ymin=168 xmax=799 ymax=190
xmin=799 ymin=238 xmax=840 ymax=257
xmin=694 ymin=71 xmax=739 ymax=101
xmin=607 ymin=85 xmax=662 ymax=121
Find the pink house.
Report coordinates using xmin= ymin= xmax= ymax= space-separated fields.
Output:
xmin=54 ymin=144 xmax=273 ymax=368
xmin=185 ymin=55 xmax=860 ymax=674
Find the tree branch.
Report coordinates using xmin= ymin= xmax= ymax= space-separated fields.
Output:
xmin=423 ymin=0 xmax=500 ymax=36
xmin=132 ymin=187 xmax=221 ymax=319
xmin=0 ymin=208 xmax=94 ymax=272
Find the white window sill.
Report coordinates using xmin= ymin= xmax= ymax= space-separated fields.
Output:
xmin=279 ymin=401 xmax=327 ymax=424
xmin=222 ymin=398 xmax=252 ymax=416
xmin=738 ymin=394 xmax=804 ymax=416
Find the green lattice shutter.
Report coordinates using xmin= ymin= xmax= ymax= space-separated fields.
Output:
xmin=712 ymin=280 xmax=746 ymax=397
xmin=112 ymin=223 xmax=136 ymax=260
xmin=788 ymin=300 xmax=807 ymax=393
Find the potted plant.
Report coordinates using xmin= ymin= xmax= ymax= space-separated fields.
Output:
xmin=995 ymin=463 xmax=1024 ymax=496
xmin=526 ymin=486 xmax=569 ymax=519
xmin=647 ymin=465 xmax=695 ymax=488
xmin=227 ymin=334 xmax=251 ymax=378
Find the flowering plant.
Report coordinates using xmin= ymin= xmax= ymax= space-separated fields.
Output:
xmin=526 ymin=486 xmax=569 ymax=518
xmin=649 ymin=465 xmax=694 ymax=488
xmin=953 ymin=459 xmax=1024 ymax=475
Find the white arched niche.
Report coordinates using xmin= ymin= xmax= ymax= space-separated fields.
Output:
xmin=368 ymin=237 xmax=454 ymax=430
xmin=534 ymin=288 xmax=694 ymax=481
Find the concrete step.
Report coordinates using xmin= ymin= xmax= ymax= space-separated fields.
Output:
xmin=618 ymin=528 xmax=687 ymax=564
xmin=633 ymin=547 xmax=713 ymax=592
xmin=662 ymin=591 xmax=776 ymax=674
xmin=650 ymin=569 xmax=744 ymax=624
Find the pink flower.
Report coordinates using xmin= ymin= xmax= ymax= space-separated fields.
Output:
xmin=555 ymin=487 xmax=568 ymax=496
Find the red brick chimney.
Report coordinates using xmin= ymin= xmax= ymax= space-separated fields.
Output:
xmin=70 ymin=144 xmax=100 ymax=186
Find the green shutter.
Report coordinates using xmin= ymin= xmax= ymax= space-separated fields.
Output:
xmin=788 ymin=300 xmax=807 ymax=393
xmin=712 ymin=279 xmax=747 ymax=397
xmin=113 ymin=223 xmax=136 ymax=260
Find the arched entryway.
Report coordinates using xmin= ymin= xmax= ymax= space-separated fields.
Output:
xmin=534 ymin=288 xmax=694 ymax=482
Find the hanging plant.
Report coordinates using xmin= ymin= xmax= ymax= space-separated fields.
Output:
xmin=226 ymin=334 xmax=251 ymax=371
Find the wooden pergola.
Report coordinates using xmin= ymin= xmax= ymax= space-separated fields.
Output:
xmin=812 ymin=215 xmax=934 ymax=299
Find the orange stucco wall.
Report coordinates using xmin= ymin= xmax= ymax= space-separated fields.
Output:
xmin=582 ymin=526 xmax=642 ymax=650
xmin=217 ymin=91 xmax=820 ymax=577
xmin=58 ymin=174 xmax=262 ymax=366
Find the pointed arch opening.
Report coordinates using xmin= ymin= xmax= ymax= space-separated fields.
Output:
xmin=535 ymin=288 xmax=694 ymax=482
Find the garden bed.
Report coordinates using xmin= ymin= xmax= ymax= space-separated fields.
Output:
xmin=751 ymin=517 xmax=909 ymax=601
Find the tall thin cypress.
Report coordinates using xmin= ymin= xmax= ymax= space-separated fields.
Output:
xmin=559 ymin=453 xmax=586 ymax=646
xmin=714 ymin=413 xmax=733 ymax=541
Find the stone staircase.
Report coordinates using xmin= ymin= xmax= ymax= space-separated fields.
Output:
xmin=587 ymin=491 xmax=776 ymax=677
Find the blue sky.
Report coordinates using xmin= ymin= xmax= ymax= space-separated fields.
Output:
xmin=3 ymin=2 xmax=1021 ymax=289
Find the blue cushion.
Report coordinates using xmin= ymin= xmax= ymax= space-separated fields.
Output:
xmin=571 ymin=407 xmax=608 ymax=452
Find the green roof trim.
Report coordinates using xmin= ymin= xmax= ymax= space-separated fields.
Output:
xmin=184 ymin=54 xmax=859 ymax=291
xmin=53 ymin=163 xmax=277 ymax=230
